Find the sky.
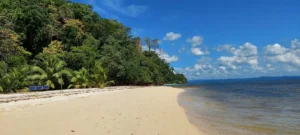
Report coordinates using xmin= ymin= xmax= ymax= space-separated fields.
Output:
xmin=73 ymin=0 xmax=300 ymax=80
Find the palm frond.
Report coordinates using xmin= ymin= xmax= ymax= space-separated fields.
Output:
xmin=30 ymin=66 xmax=46 ymax=74
xmin=105 ymin=80 xmax=115 ymax=86
xmin=46 ymin=80 xmax=55 ymax=89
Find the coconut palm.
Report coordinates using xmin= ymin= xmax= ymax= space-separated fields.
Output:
xmin=0 ymin=66 xmax=30 ymax=93
xmin=90 ymin=61 xmax=114 ymax=88
xmin=68 ymin=68 xmax=90 ymax=89
xmin=27 ymin=56 xmax=71 ymax=89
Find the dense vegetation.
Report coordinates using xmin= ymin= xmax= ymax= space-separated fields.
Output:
xmin=0 ymin=0 xmax=187 ymax=93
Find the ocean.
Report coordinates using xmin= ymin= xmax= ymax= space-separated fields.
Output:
xmin=177 ymin=77 xmax=300 ymax=135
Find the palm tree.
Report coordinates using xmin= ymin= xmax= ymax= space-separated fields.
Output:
xmin=0 ymin=66 xmax=30 ymax=93
xmin=68 ymin=68 xmax=90 ymax=89
xmin=90 ymin=61 xmax=114 ymax=88
xmin=27 ymin=56 xmax=71 ymax=89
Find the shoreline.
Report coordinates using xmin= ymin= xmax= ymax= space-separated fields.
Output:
xmin=0 ymin=86 xmax=202 ymax=135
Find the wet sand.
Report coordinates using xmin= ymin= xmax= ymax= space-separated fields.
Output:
xmin=0 ymin=87 xmax=202 ymax=135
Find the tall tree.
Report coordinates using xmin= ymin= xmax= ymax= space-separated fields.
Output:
xmin=145 ymin=37 xmax=159 ymax=51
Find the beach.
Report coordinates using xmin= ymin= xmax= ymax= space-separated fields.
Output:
xmin=0 ymin=86 xmax=201 ymax=135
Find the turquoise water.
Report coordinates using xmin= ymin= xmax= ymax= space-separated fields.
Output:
xmin=178 ymin=79 xmax=300 ymax=135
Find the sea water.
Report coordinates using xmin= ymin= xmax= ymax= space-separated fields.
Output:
xmin=178 ymin=78 xmax=300 ymax=135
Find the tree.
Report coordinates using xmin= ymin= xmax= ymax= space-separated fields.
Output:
xmin=29 ymin=54 xmax=71 ymax=89
xmin=64 ymin=43 xmax=98 ymax=71
xmin=68 ymin=62 xmax=114 ymax=89
xmin=13 ymin=0 xmax=52 ymax=55
xmin=68 ymin=68 xmax=90 ymax=88
xmin=0 ymin=66 xmax=30 ymax=93
xmin=90 ymin=61 xmax=114 ymax=88
xmin=0 ymin=28 xmax=31 ymax=61
xmin=43 ymin=40 xmax=65 ymax=54
xmin=144 ymin=37 xmax=159 ymax=51
xmin=61 ymin=19 xmax=85 ymax=50
xmin=0 ymin=0 xmax=188 ymax=93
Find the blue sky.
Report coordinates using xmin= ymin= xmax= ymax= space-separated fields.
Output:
xmin=73 ymin=0 xmax=300 ymax=79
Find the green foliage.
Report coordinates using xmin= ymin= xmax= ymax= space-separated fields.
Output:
xmin=64 ymin=43 xmax=98 ymax=70
xmin=0 ymin=66 xmax=30 ymax=93
xmin=29 ymin=54 xmax=71 ymax=89
xmin=43 ymin=40 xmax=65 ymax=54
xmin=89 ymin=61 xmax=109 ymax=88
xmin=68 ymin=67 xmax=90 ymax=89
xmin=68 ymin=61 xmax=113 ymax=89
xmin=61 ymin=19 xmax=85 ymax=50
xmin=0 ymin=0 xmax=187 ymax=93
xmin=0 ymin=61 xmax=8 ymax=77
xmin=0 ymin=27 xmax=31 ymax=61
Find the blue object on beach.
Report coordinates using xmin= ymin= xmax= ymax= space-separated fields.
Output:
xmin=36 ymin=86 xmax=43 ymax=90
xmin=29 ymin=86 xmax=50 ymax=91
xmin=43 ymin=86 xmax=49 ymax=90
xmin=29 ymin=86 xmax=37 ymax=91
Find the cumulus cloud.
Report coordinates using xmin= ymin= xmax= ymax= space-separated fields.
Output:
xmin=218 ymin=42 xmax=260 ymax=69
xmin=216 ymin=44 xmax=235 ymax=53
xmin=175 ymin=64 xmax=224 ymax=79
xmin=155 ymin=49 xmax=179 ymax=63
xmin=194 ymin=64 xmax=214 ymax=71
xmin=103 ymin=0 xmax=147 ymax=17
xmin=174 ymin=57 xmax=225 ymax=79
xmin=265 ymin=43 xmax=287 ymax=55
xmin=264 ymin=40 xmax=300 ymax=67
xmin=291 ymin=39 xmax=300 ymax=49
xmin=187 ymin=36 xmax=203 ymax=46
xmin=163 ymin=32 xmax=182 ymax=41
xmin=191 ymin=48 xmax=210 ymax=55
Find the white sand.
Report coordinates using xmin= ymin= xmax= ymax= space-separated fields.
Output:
xmin=0 ymin=86 xmax=202 ymax=135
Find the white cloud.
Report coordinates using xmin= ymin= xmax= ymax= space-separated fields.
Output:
xmin=187 ymin=36 xmax=203 ymax=46
xmin=194 ymin=64 xmax=214 ymax=71
xmin=218 ymin=42 xmax=260 ymax=69
xmin=174 ymin=64 xmax=225 ymax=80
xmin=216 ymin=44 xmax=235 ymax=53
xmin=266 ymin=64 xmax=275 ymax=71
xmin=264 ymin=41 xmax=300 ymax=67
xmin=103 ymin=0 xmax=147 ymax=17
xmin=141 ymin=45 xmax=148 ymax=51
xmin=163 ymin=32 xmax=182 ymax=41
xmin=291 ymin=39 xmax=300 ymax=49
xmin=219 ymin=66 xmax=227 ymax=72
xmin=155 ymin=49 xmax=179 ymax=63
xmin=265 ymin=43 xmax=287 ymax=55
xmin=191 ymin=48 xmax=210 ymax=55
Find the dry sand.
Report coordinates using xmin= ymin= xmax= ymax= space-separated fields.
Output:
xmin=0 ymin=86 xmax=202 ymax=135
